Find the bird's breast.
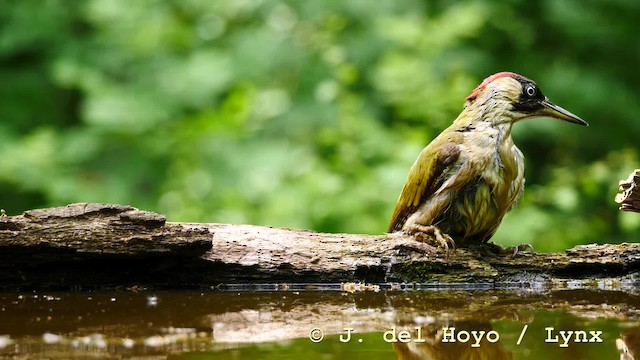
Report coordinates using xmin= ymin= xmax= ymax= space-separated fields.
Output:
xmin=461 ymin=124 xmax=524 ymax=194
xmin=450 ymin=126 xmax=525 ymax=240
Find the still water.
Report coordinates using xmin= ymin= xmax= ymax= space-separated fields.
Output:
xmin=0 ymin=286 xmax=638 ymax=359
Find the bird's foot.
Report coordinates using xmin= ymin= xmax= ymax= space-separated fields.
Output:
xmin=503 ymin=243 xmax=535 ymax=258
xmin=494 ymin=244 xmax=536 ymax=258
xmin=469 ymin=242 xmax=534 ymax=257
xmin=406 ymin=225 xmax=456 ymax=257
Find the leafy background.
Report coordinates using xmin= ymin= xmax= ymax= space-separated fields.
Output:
xmin=1 ymin=0 xmax=638 ymax=251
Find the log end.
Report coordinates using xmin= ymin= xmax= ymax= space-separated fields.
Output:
xmin=616 ymin=169 xmax=640 ymax=213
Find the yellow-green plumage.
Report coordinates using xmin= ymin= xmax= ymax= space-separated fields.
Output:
xmin=388 ymin=72 xmax=587 ymax=247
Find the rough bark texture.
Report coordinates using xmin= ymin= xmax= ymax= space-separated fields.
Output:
xmin=0 ymin=203 xmax=638 ymax=290
xmin=617 ymin=169 xmax=640 ymax=213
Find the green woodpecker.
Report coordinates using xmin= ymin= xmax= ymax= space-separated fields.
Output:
xmin=388 ymin=72 xmax=587 ymax=253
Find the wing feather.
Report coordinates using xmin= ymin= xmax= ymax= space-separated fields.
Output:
xmin=387 ymin=142 xmax=461 ymax=232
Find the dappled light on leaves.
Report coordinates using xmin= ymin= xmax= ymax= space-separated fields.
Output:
xmin=0 ymin=0 xmax=637 ymax=249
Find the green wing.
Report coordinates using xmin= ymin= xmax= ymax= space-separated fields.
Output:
xmin=387 ymin=141 xmax=461 ymax=232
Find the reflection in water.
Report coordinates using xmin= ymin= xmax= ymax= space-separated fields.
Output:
xmin=0 ymin=292 xmax=216 ymax=357
xmin=0 ymin=328 xmax=212 ymax=357
xmin=392 ymin=323 xmax=512 ymax=360
xmin=0 ymin=288 xmax=637 ymax=358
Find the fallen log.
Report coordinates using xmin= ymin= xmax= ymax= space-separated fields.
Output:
xmin=0 ymin=203 xmax=638 ymax=290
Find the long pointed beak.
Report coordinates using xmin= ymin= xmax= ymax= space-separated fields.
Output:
xmin=538 ymin=98 xmax=588 ymax=126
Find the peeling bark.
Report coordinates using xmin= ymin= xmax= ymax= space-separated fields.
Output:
xmin=0 ymin=203 xmax=638 ymax=289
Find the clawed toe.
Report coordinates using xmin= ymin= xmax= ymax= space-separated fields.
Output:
xmin=434 ymin=230 xmax=456 ymax=254
xmin=406 ymin=225 xmax=456 ymax=257
xmin=508 ymin=243 xmax=535 ymax=257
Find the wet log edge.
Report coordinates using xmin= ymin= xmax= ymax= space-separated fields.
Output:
xmin=0 ymin=203 xmax=638 ymax=290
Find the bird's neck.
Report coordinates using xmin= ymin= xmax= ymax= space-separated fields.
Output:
xmin=462 ymin=97 xmax=518 ymax=121
xmin=452 ymin=104 xmax=516 ymax=138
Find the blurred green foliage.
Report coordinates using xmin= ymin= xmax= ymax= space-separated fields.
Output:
xmin=0 ymin=0 xmax=638 ymax=251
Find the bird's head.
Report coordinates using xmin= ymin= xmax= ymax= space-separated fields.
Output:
xmin=464 ymin=72 xmax=588 ymax=126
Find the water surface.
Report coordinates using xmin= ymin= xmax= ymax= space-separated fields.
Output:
xmin=0 ymin=286 xmax=638 ymax=359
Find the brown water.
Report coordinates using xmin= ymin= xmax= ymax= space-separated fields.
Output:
xmin=0 ymin=286 xmax=638 ymax=359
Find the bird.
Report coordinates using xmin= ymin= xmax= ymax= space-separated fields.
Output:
xmin=387 ymin=72 xmax=587 ymax=255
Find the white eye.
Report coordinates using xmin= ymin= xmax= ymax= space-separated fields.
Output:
xmin=525 ymin=84 xmax=537 ymax=97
